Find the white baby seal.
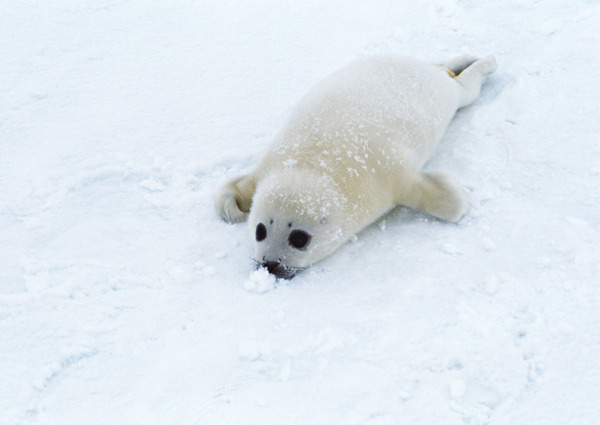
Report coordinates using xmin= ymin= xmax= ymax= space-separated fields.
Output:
xmin=216 ymin=54 xmax=497 ymax=278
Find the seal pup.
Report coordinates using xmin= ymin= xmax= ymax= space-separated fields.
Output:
xmin=216 ymin=55 xmax=497 ymax=278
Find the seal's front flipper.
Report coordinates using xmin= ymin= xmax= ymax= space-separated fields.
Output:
xmin=399 ymin=171 xmax=468 ymax=222
xmin=215 ymin=175 xmax=256 ymax=223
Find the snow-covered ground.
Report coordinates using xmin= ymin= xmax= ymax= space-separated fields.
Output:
xmin=1 ymin=1 xmax=599 ymax=424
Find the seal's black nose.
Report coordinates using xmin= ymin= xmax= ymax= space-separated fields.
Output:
xmin=258 ymin=260 xmax=299 ymax=279
xmin=262 ymin=260 xmax=281 ymax=274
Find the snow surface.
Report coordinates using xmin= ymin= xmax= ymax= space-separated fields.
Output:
xmin=1 ymin=1 xmax=599 ymax=424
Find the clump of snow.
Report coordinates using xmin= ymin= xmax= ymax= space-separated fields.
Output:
xmin=140 ymin=178 xmax=167 ymax=192
xmin=237 ymin=339 xmax=265 ymax=361
xmin=243 ymin=267 xmax=277 ymax=293
xmin=481 ymin=236 xmax=497 ymax=251
xmin=440 ymin=241 xmax=462 ymax=255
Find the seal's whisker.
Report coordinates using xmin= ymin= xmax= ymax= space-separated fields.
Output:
xmin=250 ymin=257 xmax=262 ymax=269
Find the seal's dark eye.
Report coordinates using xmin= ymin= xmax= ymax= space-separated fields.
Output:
xmin=256 ymin=223 xmax=267 ymax=242
xmin=288 ymin=230 xmax=311 ymax=250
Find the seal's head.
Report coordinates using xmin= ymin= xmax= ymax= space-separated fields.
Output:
xmin=248 ymin=168 xmax=350 ymax=278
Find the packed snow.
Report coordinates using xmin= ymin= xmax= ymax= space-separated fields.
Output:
xmin=1 ymin=1 xmax=599 ymax=424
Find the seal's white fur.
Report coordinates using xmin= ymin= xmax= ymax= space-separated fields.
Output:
xmin=216 ymin=55 xmax=497 ymax=276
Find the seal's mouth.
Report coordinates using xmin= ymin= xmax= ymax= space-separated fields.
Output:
xmin=256 ymin=259 xmax=304 ymax=279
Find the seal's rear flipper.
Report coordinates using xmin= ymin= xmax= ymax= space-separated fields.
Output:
xmin=453 ymin=55 xmax=498 ymax=109
xmin=438 ymin=55 xmax=481 ymax=77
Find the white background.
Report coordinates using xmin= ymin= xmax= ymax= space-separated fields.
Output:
xmin=1 ymin=1 xmax=599 ymax=424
